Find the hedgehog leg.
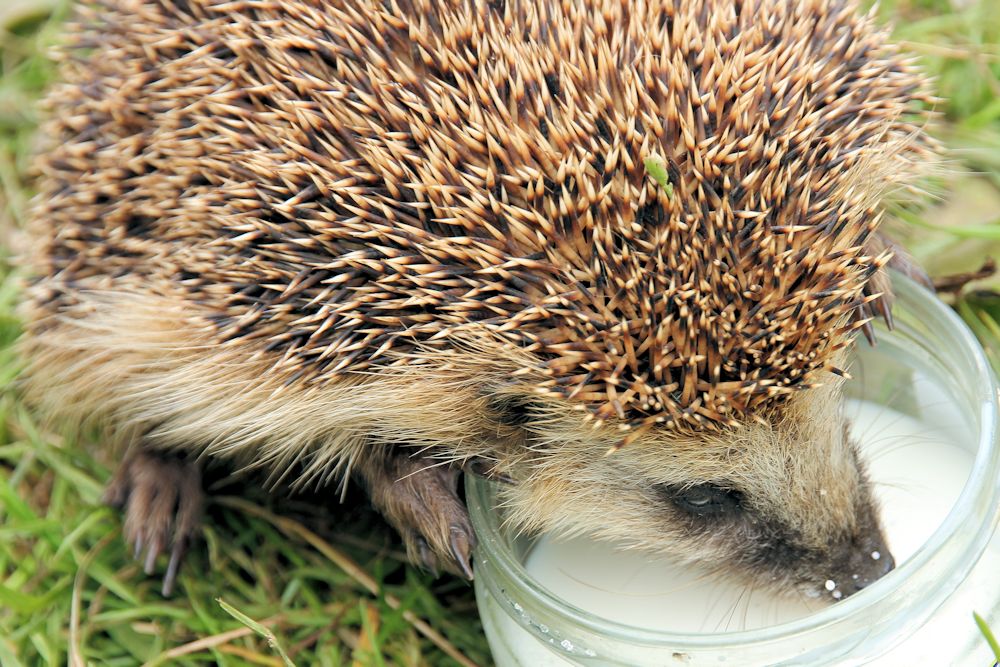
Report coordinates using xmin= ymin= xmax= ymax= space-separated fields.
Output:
xmin=103 ymin=448 xmax=204 ymax=596
xmin=858 ymin=234 xmax=932 ymax=342
xmin=356 ymin=450 xmax=475 ymax=579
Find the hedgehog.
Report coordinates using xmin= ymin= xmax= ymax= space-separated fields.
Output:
xmin=18 ymin=0 xmax=936 ymax=601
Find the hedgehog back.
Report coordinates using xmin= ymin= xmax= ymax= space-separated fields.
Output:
xmin=27 ymin=0 xmax=931 ymax=429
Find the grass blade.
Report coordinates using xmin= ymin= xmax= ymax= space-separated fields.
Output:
xmin=217 ymin=598 xmax=296 ymax=667
xmin=975 ymin=612 xmax=1000 ymax=663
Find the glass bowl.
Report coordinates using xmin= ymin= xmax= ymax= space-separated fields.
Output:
xmin=468 ymin=274 xmax=1000 ymax=666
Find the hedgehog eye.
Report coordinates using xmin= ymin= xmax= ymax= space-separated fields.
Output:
xmin=665 ymin=483 xmax=744 ymax=518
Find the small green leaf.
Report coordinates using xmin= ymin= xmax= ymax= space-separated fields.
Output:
xmin=643 ymin=155 xmax=673 ymax=199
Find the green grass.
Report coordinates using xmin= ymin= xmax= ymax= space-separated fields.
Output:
xmin=2 ymin=0 xmax=1000 ymax=665
xmin=975 ymin=611 xmax=1000 ymax=663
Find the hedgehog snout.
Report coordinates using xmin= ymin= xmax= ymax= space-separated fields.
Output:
xmin=845 ymin=536 xmax=895 ymax=594
xmin=826 ymin=531 xmax=895 ymax=599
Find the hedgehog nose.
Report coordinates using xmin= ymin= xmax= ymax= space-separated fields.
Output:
xmin=843 ymin=538 xmax=895 ymax=595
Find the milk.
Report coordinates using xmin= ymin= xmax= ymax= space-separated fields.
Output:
xmin=488 ymin=399 xmax=975 ymax=665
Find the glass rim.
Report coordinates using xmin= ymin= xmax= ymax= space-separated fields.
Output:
xmin=467 ymin=272 xmax=1000 ymax=649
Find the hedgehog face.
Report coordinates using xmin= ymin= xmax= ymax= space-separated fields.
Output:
xmin=495 ymin=377 xmax=893 ymax=601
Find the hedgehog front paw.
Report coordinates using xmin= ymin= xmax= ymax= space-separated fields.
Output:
xmin=858 ymin=233 xmax=933 ymax=343
xmin=103 ymin=448 xmax=204 ymax=596
xmin=359 ymin=452 xmax=476 ymax=580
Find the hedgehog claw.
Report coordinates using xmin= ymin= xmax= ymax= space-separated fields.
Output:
xmin=859 ymin=314 xmax=876 ymax=346
xmin=104 ymin=448 xmax=204 ymax=596
xmin=416 ymin=536 xmax=439 ymax=576
xmin=450 ymin=525 xmax=475 ymax=580
xmin=876 ymin=295 xmax=894 ymax=330
xmin=144 ymin=541 xmax=159 ymax=574
xmin=163 ymin=534 xmax=190 ymax=597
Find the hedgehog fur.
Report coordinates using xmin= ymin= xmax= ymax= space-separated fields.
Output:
xmin=20 ymin=0 xmax=935 ymax=597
